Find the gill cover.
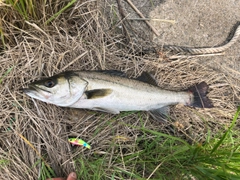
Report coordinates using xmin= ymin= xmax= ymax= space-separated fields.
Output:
xmin=24 ymin=71 xmax=87 ymax=107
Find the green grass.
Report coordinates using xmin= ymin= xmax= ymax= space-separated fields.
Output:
xmin=0 ymin=26 xmax=6 ymax=51
xmin=4 ymin=0 xmax=38 ymax=20
xmin=0 ymin=0 xmax=78 ymax=55
xmin=0 ymin=66 xmax=14 ymax=84
xmin=0 ymin=159 xmax=9 ymax=168
xmin=4 ymin=0 xmax=78 ymax=23
xmin=44 ymin=108 xmax=240 ymax=180
xmin=37 ymin=161 xmax=56 ymax=180
xmin=45 ymin=0 xmax=78 ymax=25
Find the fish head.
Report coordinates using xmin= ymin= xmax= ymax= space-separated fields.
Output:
xmin=23 ymin=71 xmax=87 ymax=106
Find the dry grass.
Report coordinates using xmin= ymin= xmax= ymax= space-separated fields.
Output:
xmin=0 ymin=0 xmax=240 ymax=179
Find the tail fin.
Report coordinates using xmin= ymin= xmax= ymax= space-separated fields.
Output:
xmin=188 ymin=82 xmax=213 ymax=108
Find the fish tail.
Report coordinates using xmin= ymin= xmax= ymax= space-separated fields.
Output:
xmin=188 ymin=82 xmax=213 ymax=108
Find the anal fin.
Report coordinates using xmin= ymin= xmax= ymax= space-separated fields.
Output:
xmin=92 ymin=107 xmax=120 ymax=114
xmin=149 ymin=106 xmax=170 ymax=122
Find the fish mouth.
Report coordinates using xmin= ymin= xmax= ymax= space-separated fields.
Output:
xmin=22 ymin=84 xmax=53 ymax=102
xmin=22 ymin=84 xmax=51 ymax=94
xmin=21 ymin=85 xmax=37 ymax=93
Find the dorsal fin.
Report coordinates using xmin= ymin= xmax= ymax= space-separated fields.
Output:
xmin=136 ymin=72 xmax=158 ymax=86
xmin=96 ymin=70 xmax=126 ymax=77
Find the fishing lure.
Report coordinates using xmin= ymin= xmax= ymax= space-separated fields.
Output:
xmin=68 ymin=138 xmax=91 ymax=149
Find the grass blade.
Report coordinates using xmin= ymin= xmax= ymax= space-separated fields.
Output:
xmin=210 ymin=106 xmax=240 ymax=154
xmin=0 ymin=66 xmax=14 ymax=84
xmin=45 ymin=0 xmax=77 ymax=24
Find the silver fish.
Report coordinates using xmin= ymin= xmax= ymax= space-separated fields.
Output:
xmin=23 ymin=70 xmax=212 ymax=118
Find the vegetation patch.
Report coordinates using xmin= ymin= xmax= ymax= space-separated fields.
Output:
xmin=0 ymin=0 xmax=240 ymax=179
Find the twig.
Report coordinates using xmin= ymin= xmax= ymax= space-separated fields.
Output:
xmin=128 ymin=18 xmax=176 ymax=24
xmin=16 ymin=132 xmax=51 ymax=169
xmin=125 ymin=0 xmax=160 ymax=36
xmin=116 ymin=0 xmax=131 ymax=41
xmin=147 ymin=161 xmax=164 ymax=180
xmin=61 ymin=51 xmax=88 ymax=71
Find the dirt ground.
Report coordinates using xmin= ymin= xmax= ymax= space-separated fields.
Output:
xmin=1 ymin=0 xmax=240 ymax=179
xmin=121 ymin=0 xmax=240 ymax=75
xmin=149 ymin=0 xmax=240 ymax=80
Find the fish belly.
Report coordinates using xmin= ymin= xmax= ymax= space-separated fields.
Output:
xmin=70 ymin=87 xmax=191 ymax=114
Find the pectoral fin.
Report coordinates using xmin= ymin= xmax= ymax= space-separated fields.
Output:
xmin=85 ymin=89 xmax=113 ymax=99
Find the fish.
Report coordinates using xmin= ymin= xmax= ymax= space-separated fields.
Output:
xmin=68 ymin=138 xmax=91 ymax=149
xmin=22 ymin=70 xmax=213 ymax=119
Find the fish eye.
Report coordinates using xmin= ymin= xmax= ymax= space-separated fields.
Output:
xmin=44 ymin=79 xmax=55 ymax=88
